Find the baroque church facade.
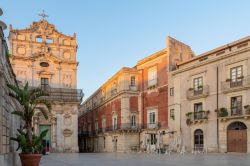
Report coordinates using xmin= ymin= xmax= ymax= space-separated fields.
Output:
xmin=8 ymin=18 xmax=83 ymax=152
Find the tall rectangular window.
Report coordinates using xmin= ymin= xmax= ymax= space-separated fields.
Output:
xmin=41 ymin=78 xmax=49 ymax=89
xmin=193 ymin=77 xmax=203 ymax=91
xmin=194 ymin=103 xmax=203 ymax=112
xmin=148 ymin=67 xmax=157 ymax=87
xmin=149 ymin=112 xmax=156 ymax=124
xmin=230 ymin=66 xmax=243 ymax=87
xmin=131 ymin=115 xmax=136 ymax=127
xmin=150 ymin=134 xmax=157 ymax=145
xmin=170 ymin=109 xmax=175 ymax=119
xmin=112 ymin=117 xmax=117 ymax=130
xmin=131 ymin=76 xmax=136 ymax=86
xmin=170 ymin=88 xmax=174 ymax=96
xmin=194 ymin=102 xmax=203 ymax=119
xmin=231 ymin=96 xmax=242 ymax=115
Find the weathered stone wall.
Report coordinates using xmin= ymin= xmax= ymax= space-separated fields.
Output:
xmin=0 ymin=11 xmax=22 ymax=166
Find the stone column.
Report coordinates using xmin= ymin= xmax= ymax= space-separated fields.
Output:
xmin=56 ymin=111 xmax=63 ymax=152
xmin=71 ymin=106 xmax=79 ymax=152
xmin=51 ymin=117 xmax=57 ymax=150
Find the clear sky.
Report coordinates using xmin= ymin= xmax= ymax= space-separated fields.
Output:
xmin=1 ymin=0 xmax=250 ymax=100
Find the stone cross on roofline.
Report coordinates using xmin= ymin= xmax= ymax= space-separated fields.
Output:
xmin=38 ymin=10 xmax=49 ymax=20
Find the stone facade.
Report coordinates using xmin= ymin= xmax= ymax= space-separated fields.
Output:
xmin=79 ymin=67 xmax=140 ymax=152
xmin=78 ymin=37 xmax=193 ymax=152
xmin=9 ymin=18 xmax=83 ymax=152
xmin=0 ymin=9 xmax=22 ymax=166
xmin=168 ymin=36 xmax=250 ymax=153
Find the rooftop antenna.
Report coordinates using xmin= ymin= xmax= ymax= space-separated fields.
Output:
xmin=38 ymin=10 xmax=49 ymax=20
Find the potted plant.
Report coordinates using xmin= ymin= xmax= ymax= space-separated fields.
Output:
xmin=219 ymin=107 xmax=228 ymax=117
xmin=8 ymin=83 xmax=51 ymax=166
xmin=188 ymin=87 xmax=194 ymax=91
xmin=238 ymin=76 xmax=244 ymax=79
xmin=244 ymin=105 xmax=250 ymax=115
xmin=186 ymin=118 xmax=191 ymax=125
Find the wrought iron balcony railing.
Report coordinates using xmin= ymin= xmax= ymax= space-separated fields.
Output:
xmin=78 ymin=123 xmax=162 ymax=137
xmin=186 ymin=85 xmax=209 ymax=100
xmin=36 ymin=86 xmax=83 ymax=102
xmin=186 ymin=111 xmax=209 ymax=121
xmin=221 ymin=76 xmax=250 ymax=93
xmin=218 ymin=107 xmax=247 ymax=117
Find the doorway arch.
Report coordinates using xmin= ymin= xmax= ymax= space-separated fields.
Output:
xmin=227 ymin=121 xmax=247 ymax=153
xmin=194 ymin=129 xmax=204 ymax=150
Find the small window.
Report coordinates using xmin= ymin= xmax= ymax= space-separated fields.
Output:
xmin=46 ymin=38 xmax=53 ymax=44
xmin=170 ymin=88 xmax=174 ymax=96
xmin=36 ymin=37 xmax=43 ymax=43
xmin=148 ymin=66 xmax=157 ymax=87
xmin=170 ymin=109 xmax=175 ymax=120
xmin=40 ymin=62 xmax=49 ymax=67
xmin=131 ymin=115 xmax=136 ymax=127
xmin=194 ymin=103 xmax=203 ymax=112
xmin=230 ymin=66 xmax=243 ymax=82
xmin=149 ymin=112 xmax=156 ymax=124
xmin=193 ymin=77 xmax=203 ymax=91
xmin=131 ymin=76 xmax=136 ymax=86
xmin=112 ymin=116 xmax=118 ymax=130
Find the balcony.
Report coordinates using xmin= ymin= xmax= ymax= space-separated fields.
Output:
xmin=218 ymin=106 xmax=250 ymax=121
xmin=129 ymin=85 xmax=137 ymax=91
xmin=38 ymin=86 xmax=83 ymax=102
xmin=221 ymin=76 xmax=250 ymax=93
xmin=97 ymin=124 xmax=142 ymax=133
xmin=186 ymin=85 xmax=209 ymax=100
xmin=79 ymin=123 xmax=163 ymax=137
xmin=186 ymin=111 xmax=210 ymax=125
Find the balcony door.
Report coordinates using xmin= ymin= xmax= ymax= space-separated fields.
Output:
xmin=231 ymin=96 xmax=242 ymax=116
xmin=227 ymin=122 xmax=247 ymax=153
xmin=230 ymin=66 xmax=243 ymax=87
xmin=194 ymin=129 xmax=204 ymax=150
xmin=194 ymin=103 xmax=203 ymax=119
xmin=193 ymin=77 xmax=203 ymax=95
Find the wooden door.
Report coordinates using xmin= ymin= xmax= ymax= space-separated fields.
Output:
xmin=227 ymin=129 xmax=247 ymax=153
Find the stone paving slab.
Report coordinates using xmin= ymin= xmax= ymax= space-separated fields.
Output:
xmin=40 ymin=153 xmax=250 ymax=166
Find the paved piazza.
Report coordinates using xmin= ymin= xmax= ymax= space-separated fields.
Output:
xmin=40 ymin=153 xmax=250 ymax=166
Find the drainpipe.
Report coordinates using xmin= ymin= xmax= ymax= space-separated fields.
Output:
xmin=216 ymin=66 xmax=219 ymax=152
xmin=138 ymin=69 xmax=144 ymax=149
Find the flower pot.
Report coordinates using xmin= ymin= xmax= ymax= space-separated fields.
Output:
xmin=19 ymin=154 xmax=42 ymax=166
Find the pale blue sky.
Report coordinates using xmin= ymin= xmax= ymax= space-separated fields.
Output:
xmin=1 ymin=0 xmax=250 ymax=100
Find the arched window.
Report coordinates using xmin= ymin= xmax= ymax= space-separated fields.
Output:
xmin=194 ymin=129 xmax=204 ymax=149
xmin=228 ymin=121 xmax=247 ymax=130
xmin=131 ymin=115 xmax=136 ymax=127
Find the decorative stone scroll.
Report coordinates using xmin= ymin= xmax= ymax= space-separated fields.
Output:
xmin=63 ymin=129 xmax=73 ymax=137
xmin=64 ymin=113 xmax=72 ymax=126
